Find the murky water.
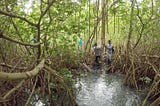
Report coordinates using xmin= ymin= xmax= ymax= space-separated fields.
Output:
xmin=75 ymin=73 xmax=144 ymax=106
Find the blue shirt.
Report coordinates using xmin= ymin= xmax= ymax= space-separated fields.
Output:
xmin=79 ymin=39 xmax=83 ymax=46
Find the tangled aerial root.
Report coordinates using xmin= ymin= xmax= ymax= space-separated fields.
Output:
xmin=110 ymin=46 xmax=160 ymax=106
xmin=0 ymin=59 xmax=76 ymax=106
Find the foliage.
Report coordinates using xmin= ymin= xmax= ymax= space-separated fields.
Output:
xmin=0 ymin=0 xmax=160 ymax=105
xmin=139 ymin=76 xmax=152 ymax=84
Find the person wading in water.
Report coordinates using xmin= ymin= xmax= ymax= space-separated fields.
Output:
xmin=105 ymin=40 xmax=114 ymax=65
xmin=93 ymin=43 xmax=101 ymax=67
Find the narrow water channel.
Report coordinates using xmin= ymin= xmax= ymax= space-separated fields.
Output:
xmin=75 ymin=73 xmax=145 ymax=106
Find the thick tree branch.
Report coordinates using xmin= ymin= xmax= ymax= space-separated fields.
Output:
xmin=0 ymin=10 xmax=37 ymax=27
xmin=0 ymin=33 xmax=40 ymax=47
xmin=0 ymin=59 xmax=45 ymax=80
xmin=36 ymin=0 xmax=55 ymax=61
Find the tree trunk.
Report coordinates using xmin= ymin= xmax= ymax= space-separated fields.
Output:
xmin=127 ymin=0 xmax=135 ymax=52
xmin=101 ymin=0 xmax=106 ymax=53
xmin=96 ymin=0 xmax=100 ymax=42
xmin=113 ymin=0 xmax=116 ymax=34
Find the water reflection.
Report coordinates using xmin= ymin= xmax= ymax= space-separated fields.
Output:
xmin=75 ymin=73 xmax=142 ymax=106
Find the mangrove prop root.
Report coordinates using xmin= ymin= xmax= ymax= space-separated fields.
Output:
xmin=1 ymin=80 xmax=25 ymax=105
xmin=141 ymin=75 xmax=160 ymax=106
xmin=0 ymin=59 xmax=76 ymax=105
xmin=25 ymin=77 xmax=37 ymax=106
xmin=44 ymin=65 xmax=76 ymax=106
xmin=150 ymin=96 xmax=160 ymax=106
xmin=112 ymin=50 xmax=160 ymax=106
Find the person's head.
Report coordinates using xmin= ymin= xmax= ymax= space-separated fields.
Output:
xmin=108 ymin=40 xmax=111 ymax=44
xmin=94 ymin=43 xmax=97 ymax=47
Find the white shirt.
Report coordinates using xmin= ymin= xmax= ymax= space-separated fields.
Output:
xmin=106 ymin=44 xmax=113 ymax=54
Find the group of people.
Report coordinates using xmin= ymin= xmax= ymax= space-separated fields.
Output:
xmin=93 ymin=40 xmax=114 ymax=66
xmin=78 ymin=37 xmax=114 ymax=66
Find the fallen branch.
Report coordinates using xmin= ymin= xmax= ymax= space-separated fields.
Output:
xmin=0 ymin=59 xmax=45 ymax=80
xmin=82 ymin=63 xmax=93 ymax=72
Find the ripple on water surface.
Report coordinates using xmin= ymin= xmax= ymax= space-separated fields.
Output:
xmin=75 ymin=73 xmax=143 ymax=106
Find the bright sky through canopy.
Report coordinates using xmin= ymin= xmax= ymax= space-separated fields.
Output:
xmin=24 ymin=0 xmax=144 ymax=14
xmin=24 ymin=0 xmax=33 ymax=13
